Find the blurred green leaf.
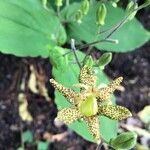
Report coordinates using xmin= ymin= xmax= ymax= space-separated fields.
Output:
xmin=62 ymin=2 xmax=150 ymax=52
xmin=52 ymin=48 xmax=117 ymax=142
xmin=110 ymin=132 xmax=137 ymax=150
xmin=135 ymin=143 xmax=150 ymax=150
xmin=17 ymin=147 xmax=24 ymax=150
xmin=22 ymin=130 xmax=33 ymax=143
xmin=37 ymin=141 xmax=49 ymax=150
xmin=138 ymin=105 xmax=150 ymax=124
xmin=49 ymin=46 xmax=69 ymax=70
xmin=0 ymin=0 xmax=66 ymax=57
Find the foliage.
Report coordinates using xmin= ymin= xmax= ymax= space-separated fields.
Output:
xmin=109 ymin=132 xmax=137 ymax=150
xmin=62 ymin=2 xmax=149 ymax=52
xmin=0 ymin=0 xmax=66 ymax=57
xmin=0 ymin=0 xmax=149 ymax=148
xmin=0 ymin=0 xmax=149 ymax=57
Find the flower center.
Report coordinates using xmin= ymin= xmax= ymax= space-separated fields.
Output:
xmin=79 ymin=96 xmax=98 ymax=117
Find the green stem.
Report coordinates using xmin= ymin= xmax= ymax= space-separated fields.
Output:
xmin=71 ymin=39 xmax=82 ymax=68
xmin=82 ymin=26 xmax=101 ymax=66
xmin=57 ymin=6 xmax=60 ymax=17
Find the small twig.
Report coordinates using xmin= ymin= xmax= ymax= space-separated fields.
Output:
xmin=70 ymin=39 xmax=82 ymax=68
xmin=82 ymin=25 xmax=101 ymax=66
xmin=57 ymin=6 xmax=60 ymax=17
xmin=78 ymin=15 xmax=128 ymax=51
xmin=97 ymin=27 xmax=114 ymax=35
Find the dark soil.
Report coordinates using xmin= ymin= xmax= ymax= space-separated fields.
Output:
xmin=0 ymin=3 xmax=149 ymax=150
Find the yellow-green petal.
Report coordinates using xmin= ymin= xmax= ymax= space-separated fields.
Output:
xmin=98 ymin=105 xmax=132 ymax=120
xmin=57 ymin=107 xmax=82 ymax=124
xmin=84 ymin=116 xmax=100 ymax=142
xmin=50 ymin=79 xmax=79 ymax=104
xmin=79 ymin=96 xmax=98 ymax=117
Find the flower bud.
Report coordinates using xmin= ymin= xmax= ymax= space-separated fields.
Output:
xmin=110 ymin=132 xmax=137 ymax=150
xmin=84 ymin=56 xmax=94 ymax=68
xmin=55 ymin=0 xmax=63 ymax=7
xmin=97 ymin=52 xmax=112 ymax=69
xmin=110 ymin=0 xmax=120 ymax=7
xmin=42 ymin=0 xmax=47 ymax=9
xmin=75 ymin=10 xmax=83 ymax=24
xmin=126 ymin=1 xmax=138 ymax=20
xmin=79 ymin=96 xmax=98 ymax=117
xmin=96 ymin=3 xmax=107 ymax=26
xmin=81 ymin=0 xmax=89 ymax=15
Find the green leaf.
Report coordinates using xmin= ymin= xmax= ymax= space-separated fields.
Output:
xmin=52 ymin=48 xmax=117 ymax=142
xmin=22 ymin=130 xmax=33 ymax=143
xmin=138 ymin=105 xmax=150 ymax=124
xmin=37 ymin=141 xmax=49 ymax=150
xmin=0 ymin=0 xmax=66 ymax=57
xmin=96 ymin=52 xmax=112 ymax=69
xmin=62 ymin=2 xmax=150 ymax=52
xmin=49 ymin=46 xmax=69 ymax=70
xmin=110 ymin=132 xmax=137 ymax=150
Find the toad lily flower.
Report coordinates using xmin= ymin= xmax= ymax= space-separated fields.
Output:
xmin=50 ymin=66 xmax=131 ymax=143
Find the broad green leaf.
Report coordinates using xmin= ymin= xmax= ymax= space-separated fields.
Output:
xmin=22 ymin=130 xmax=33 ymax=143
xmin=0 ymin=0 xmax=66 ymax=57
xmin=62 ymin=2 xmax=150 ymax=52
xmin=52 ymin=47 xmax=117 ymax=142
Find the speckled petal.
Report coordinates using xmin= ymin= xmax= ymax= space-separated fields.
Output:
xmin=79 ymin=66 xmax=96 ymax=87
xmin=98 ymin=105 xmax=132 ymax=120
xmin=57 ymin=107 xmax=82 ymax=124
xmin=96 ymin=77 xmax=123 ymax=101
xmin=50 ymin=79 xmax=79 ymax=104
xmin=106 ymin=77 xmax=123 ymax=93
xmin=84 ymin=116 xmax=100 ymax=142
xmin=96 ymin=89 xmax=110 ymax=101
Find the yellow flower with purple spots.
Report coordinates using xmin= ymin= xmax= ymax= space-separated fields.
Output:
xmin=50 ymin=66 xmax=132 ymax=142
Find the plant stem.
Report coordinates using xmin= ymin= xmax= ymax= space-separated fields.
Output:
xmin=82 ymin=26 xmax=101 ymax=66
xmin=78 ymin=15 xmax=128 ymax=50
xmin=71 ymin=39 xmax=82 ymax=68
xmin=79 ymin=2 xmax=150 ymax=61
xmin=57 ymin=6 xmax=60 ymax=17
xmin=64 ymin=2 xmax=149 ymax=67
